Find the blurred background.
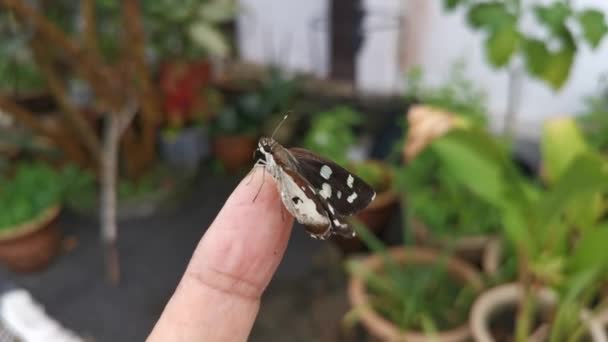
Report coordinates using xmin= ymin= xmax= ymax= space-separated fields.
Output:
xmin=1 ymin=0 xmax=608 ymax=341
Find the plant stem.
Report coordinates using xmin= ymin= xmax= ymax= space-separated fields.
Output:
xmin=515 ymin=291 xmax=534 ymax=342
xmin=503 ymin=65 xmax=522 ymax=139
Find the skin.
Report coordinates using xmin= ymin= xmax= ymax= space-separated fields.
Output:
xmin=148 ymin=168 xmax=293 ymax=342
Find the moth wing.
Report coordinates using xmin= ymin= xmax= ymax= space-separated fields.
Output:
xmin=288 ymin=147 xmax=375 ymax=217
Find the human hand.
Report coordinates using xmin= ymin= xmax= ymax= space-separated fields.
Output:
xmin=148 ymin=168 xmax=293 ymax=341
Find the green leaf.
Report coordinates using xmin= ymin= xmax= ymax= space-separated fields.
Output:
xmin=523 ymin=39 xmax=550 ymax=76
xmin=431 ymin=129 xmax=512 ymax=208
xmin=485 ymin=25 xmax=520 ymax=67
xmin=537 ymin=153 xmax=608 ymax=228
xmin=189 ymin=22 xmax=230 ymax=57
xmin=467 ymin=2 xmax=514 ymax=32
xmin=542 ymin=47 xmax=575 ymax=90
xmin=443 ymin=0 xmax=464 ymax=11
xmin=533 ymin=3 xmax=571 ymax=34
xmin=577 ymin=9 xmax=608 ymax=49
xmin=541 ymin=118 xmax=589 ymax=184
xmin=570 ymin=225 xmax=608 ymax=271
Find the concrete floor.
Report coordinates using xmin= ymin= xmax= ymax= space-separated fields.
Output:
xmin=0 ymin=171 xmax=400 ymax=342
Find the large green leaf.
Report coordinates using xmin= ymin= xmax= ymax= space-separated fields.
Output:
xmin=467 ymin=2 xmax=514 ymax=32
xmin=485 ymin=24 xmax=520 ymax=67
xmin=541 ymin=118 xmax=589 ymax=184
xmin=523 ymin=38 xmax=550 ymax=76
xmin=542 ymin=47 xmax=575 ymax=90
xmin=533 ymin=3 xmax=571 ymax=34
xmin=577 ymin=9 xmax=608 ymax=49
xmin=537 ymin=153 xmax=608 ymax=229
xmin=570 ymin=224 xmax=608 ymax=271
xmin=431 ymin=129 xmax=514 ymax=208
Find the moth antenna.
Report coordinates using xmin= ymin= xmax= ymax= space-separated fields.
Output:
xmin=271 ymin=113 xmax=290 ymax=139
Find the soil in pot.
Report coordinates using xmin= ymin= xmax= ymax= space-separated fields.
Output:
xmin=0 ymin=206 xmax=62 ymax=273
xmin=212 ymin=135 xmax=257 ymax=173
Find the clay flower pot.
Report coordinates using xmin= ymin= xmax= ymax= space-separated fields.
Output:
xmin=410 ymin=218 xmax=502 ymax=276
xmin=470 ymin=283 xmax=608 ymax=342
xmin=348 ymin=247 xmax=484 ymax=341
xmin=212 ymin=134 xmax=258 ymax=172
xmin=0 ymin=206 xmax=62 ymax=273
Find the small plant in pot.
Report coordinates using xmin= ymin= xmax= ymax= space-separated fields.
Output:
xmin=402 ymin=64 xmax=504 ymax=274
xmin=303 ymin=106 xmax=398 ymax=253
xmin=0 ymin=162 xmax=78 ymax=272
xmin=211 ymin=68 xmax=299 ymax=173
xmin=345 ymin=221 xmax=484 ymax=341
xmin=425 ymin=118 xmax=608 ymax=341
xmin=403 ymin=106 xmax=504 ymax=275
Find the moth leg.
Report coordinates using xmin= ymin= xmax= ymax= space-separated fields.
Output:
xmin=252 ymin=166 xmax=266 ymax=203
xmin=246 ymin=160 xmax=265 ymax=186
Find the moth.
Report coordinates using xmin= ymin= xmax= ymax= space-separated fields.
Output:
xmin=252 ymin=117 xmax=376 ymax=240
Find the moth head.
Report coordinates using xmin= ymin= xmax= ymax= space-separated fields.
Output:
xmin=258 ymin=137 xmax=277 ymax=153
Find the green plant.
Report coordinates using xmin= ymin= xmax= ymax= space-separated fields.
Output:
xmin=405 ymin=61 xmax=488 ymax=124
xmin=401 ymin=71 xmax=502 ymax=238
xmin=0 ymin=162 xmax=79 ymax=230
xmin=143 ymin=0 xmax=237 ymax=59
xmin=303 ymin=106 xmax=362 ymax=167
xmin=426 ymin=119 xmax=608 ymax=341
xmin=444 ymin=0 xmax=608 ymax=90
xmin=212 ymin=69 xmax=299 ymax=136
xmin=346 ymin=219 xmax=479 ymax=334
xmin=0 ymin=12 xmax=45 ymax=93
xmin=578 ymin=75 xmax=608 ymax=153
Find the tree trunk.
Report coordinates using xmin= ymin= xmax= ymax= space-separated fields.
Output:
xmin=99 ymin=102 xmax=137 ymax=285
xmin=100 ymin=115 xmax=121 ymax=285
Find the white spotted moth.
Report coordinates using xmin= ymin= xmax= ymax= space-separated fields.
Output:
xmin=252 ymin=117 xmax=376 ymax=240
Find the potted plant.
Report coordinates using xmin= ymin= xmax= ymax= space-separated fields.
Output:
xmin=212 ymin=68 xmax=299 ymax=172
xmin=302 ymin=106 xmax=398 ymax=253
xmin=146 ymin=0 xmax=236 ymax=171
xmin=423 ymin=117 xmax=608 ymax=341
xmin=346 ymin=221 xmax=484 ymax=341
xmin=0 ymin=162 xmax=77 ymax=272
xmin=401 ymin=65 xmax=504 ymax=274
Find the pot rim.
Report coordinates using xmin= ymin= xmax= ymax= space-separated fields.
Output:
xmin=0 ymin=205 xmax=61 ymax=242
xmin=470 ymin=282 xmax=608 ymax=342
xmin=348 ymin=246 xmax=484 ymax=342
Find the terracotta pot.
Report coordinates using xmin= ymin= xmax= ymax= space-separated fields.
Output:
xmin=212 ymin=134 xmax=257 ymax=172
xmin=0 ymin=206 xmax=62 ymax=273
xmin=470 ymin=283 xmax=608 ymax=342
xmin=348 ymin=246 xmax=484 ymax=341
xmin=410 ymin=217 xmax=502 ymax=276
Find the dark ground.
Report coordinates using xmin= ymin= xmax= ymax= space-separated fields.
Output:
xmin=0 ymin=170 xmax=401 ymax=342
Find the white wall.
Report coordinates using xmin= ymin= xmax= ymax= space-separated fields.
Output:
xmin=237 ymin=0 xmax=330 ymax=76
xmin=237 ymin=0 xmax=608 ymax=139
xmin=407 ymin=0 xmax=608 ymax=139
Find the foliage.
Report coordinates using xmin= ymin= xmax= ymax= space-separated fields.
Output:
xmin=142 ymin=0 xmax=237 ymax=59
xmin=0 ymin=12 xmax=45 ymax=93
xmin=0 ymin=163 xmax=86 ymax=230
xmin=405 ymin=61 xmax=488 ymax=125
xmin=427 ymin=120 xmax=608 ymax=341
xmin=303 ymin=106 xmax=362 ymax=167
xmin=402 ymin=67 xmax=501 ymax=238
xmin=212 ymin=69 xmax=299 ymax=135
xmin=346 ymin=219 xmax=478 ymax=333
xmin=444 ymin=0 xmax=608 ymax=90
xmin=578 ymin=75 xmax=608 ymax=153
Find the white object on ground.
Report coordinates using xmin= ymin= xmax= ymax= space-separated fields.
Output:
xmin=0 ymin=289 xmax=82 ymax=342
